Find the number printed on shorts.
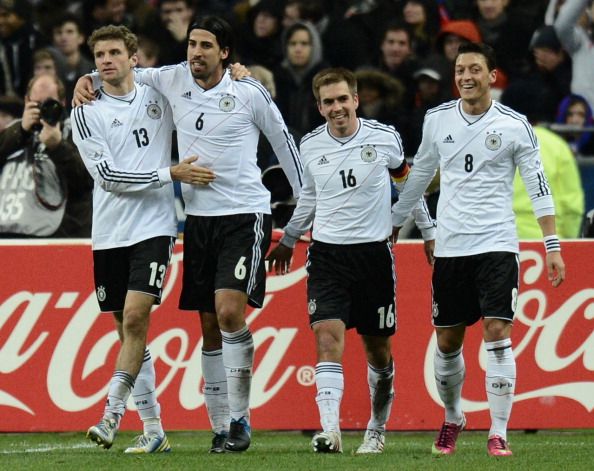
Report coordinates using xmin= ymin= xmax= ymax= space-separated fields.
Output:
xmin=234 ymin=256 xmax=247 ymax=280
xmin=378 ymin=304 xmax=395 ymax=329
xmin=148 ymin=261 xmax=166 ymax=288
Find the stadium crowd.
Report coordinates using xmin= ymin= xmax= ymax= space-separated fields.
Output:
xmin=0 ymin=0 xmax=592 ymax=237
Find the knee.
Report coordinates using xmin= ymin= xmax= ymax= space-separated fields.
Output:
xmin=483 ymin=321 xmax=511 ymax=342
xmin=315 ymin=327 xmax=343 ymax=360
xmin=216 ymin=303 xmax=243 ymax=331
xmin=122 ymin=308 xmax=148 ymax=338
xmin=367 ymin=347 xmax=392 ymax=369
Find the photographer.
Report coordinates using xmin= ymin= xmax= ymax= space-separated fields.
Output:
xmin=0 ymin=74 xmax=92 ymax=237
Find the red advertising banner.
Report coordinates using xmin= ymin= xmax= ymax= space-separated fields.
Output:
xmin=1 ymin=239 xmax=593 ymax=432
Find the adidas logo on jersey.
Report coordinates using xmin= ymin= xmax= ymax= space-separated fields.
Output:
xmin=443 ymin=134 xmax=454 ymax=143
xmin=317 ymin=156 xmax=329 ymax=165
xmin=181 ymin=91 xmax=192 ymax=99
xmin=111 ymin=118 xmax=123 ymax=128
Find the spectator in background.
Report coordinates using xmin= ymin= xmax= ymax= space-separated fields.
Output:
xmin=0 ymin=0 xmax=47 ymax=97
xmin=83 ymin=0 xmax=137 ymax=37
xmin=407 ymin=62 xmax=452 ymax=154
xmin=33 ymin=49 xmax=60 ymax=78
xmin=556 ymin=94 xmax=594 ymax=157
xmin=553 ymin=0 xmax=594 ymax=111
xmin=274 ymin=21 xmax=327 ymax=136
xmin=502 ymin=79 xmax=585 ymax=239
xmin=0 ymin=94 xmax=22 ymax=131
xmin=283 ymin=0 xmax=303 ymax=29
xmin=473 ymin=0 xmax=534 ymax=78
xmin=375 ymin=21 xmax=419 ymax=112
xmin=401 ymin=0 xmax=441 ymax=59
xmin=355 ymin=69 xmax=404 ymax=127
xmin=137 ymin=35 xmax=161 ymax=68
xmin=236 ymin=0 xmax=284 ymax=69
xmin=513 ymin=25 xmax=573 ymax=123
xmin=50 ymin=14 xmax=94 ymax=109
xmin=0 ymin=74 xmax=92 ymax=237
xmin=141 ymin=0 xmax=194 ymax=65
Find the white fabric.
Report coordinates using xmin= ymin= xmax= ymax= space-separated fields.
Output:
xmin=392 ymin=100 xmax=554 ymax=257
xmin=130 ymin=66 xmax=303 ymax=216
xmin=283 ymin=118 xmax=434 ymax=245
xmin=71 ymin=83 xmax=177 ymax=249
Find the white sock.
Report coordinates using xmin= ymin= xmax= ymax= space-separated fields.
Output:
xmin=132 ymin=348 xmax=164 ymax=437
xmin=202 ymin=349 xmax=230 ymax=434
xmin=315 ymin=362 xmax=344 ymax=432
xmin=434 ymin=347 xmax=465 ymax=424
xmin=222 ymin=326 xmax=254 ymax=422
xmin=366 ymin=360 xmax=394 ymax=432
xmin=105 ymin=370 xmax=135 ymax=422
xmin=485 ymin=338 xmax=515 ymax=440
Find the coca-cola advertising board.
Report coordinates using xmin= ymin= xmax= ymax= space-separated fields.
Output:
xmin=1 ymin=239 xmax=593 ymax=432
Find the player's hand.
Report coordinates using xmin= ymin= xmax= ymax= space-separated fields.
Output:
xmin=423 ymin=239 xmax=435 ymax=266
xmin=229 ymin=62 xmax=251 ymax=81
xmin=171 ymin=156 xmax=216 ymax=185
xmin=266 ymin=243 xmax=293 ymax=275
xmin=546 ymin=251 xmax=565 ymax=287
xmin=72 ymin=75 xmax=95 ymax=107
xmin=390 ymin=225 xmax=401 ymax=244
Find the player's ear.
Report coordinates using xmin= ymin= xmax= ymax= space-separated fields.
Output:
xmin=353 ymin=93 xmax=359 ymax=110
xmin=220 ymin=47 xmax=229 ymax=62
xmin=130 ymin=53 xmax=139 ymax=68
xmin=489 ymin=68 xmax=497 ymax=86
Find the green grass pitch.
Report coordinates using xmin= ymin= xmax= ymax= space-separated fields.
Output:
xmin=1 ymin=429 xmax=593 ymax=470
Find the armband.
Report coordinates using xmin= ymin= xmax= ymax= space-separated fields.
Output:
xmin=543 ymin=234 xmax=561 ymax=253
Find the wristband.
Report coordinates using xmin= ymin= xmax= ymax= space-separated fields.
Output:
xmin=543 ymin=235 xmax=561 ymax=253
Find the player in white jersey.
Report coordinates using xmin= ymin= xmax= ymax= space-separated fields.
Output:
xmin=71 ymin=25 xmax=205 ymax=454
xmin=267 ymin=68 xmax=436 ymax=454
xmin=75 ymin=16 xmax=302 ymax=453
xmin=391 ymin=42 xmax=566 ymax=457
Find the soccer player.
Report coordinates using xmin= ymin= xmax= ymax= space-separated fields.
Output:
xmin=267 ymin=68 xmax=435 ymax=454
xmin=71 ymin=25 xmax=206 ymax=453
xmin=391 ymin=42 xmax=566 ymax=457
xmin=75 ymin=15 xmax=303 ymax=453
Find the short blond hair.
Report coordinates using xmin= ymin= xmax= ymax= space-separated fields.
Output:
xmin=312 ymin=68 xmax=357 ymax=103
xmin=88 ymin=25 xmax=138 ymax=56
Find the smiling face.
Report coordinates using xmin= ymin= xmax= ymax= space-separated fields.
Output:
xmin=93 ymin=39 xmax=137 ymax=87
xmin=455 ymin=51 xmax=496 ymax=113
xmin=317 ymin=80 xmax=359 ymax=137
xmin=187 ymin=28 xmax=228 ymax=87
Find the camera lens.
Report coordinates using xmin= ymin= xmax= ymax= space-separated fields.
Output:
xmin=39 ymin=99 xmax=64 ymax=126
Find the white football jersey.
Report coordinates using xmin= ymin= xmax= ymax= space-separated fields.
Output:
xmin=284 ymin=119 xmax=434 ymax=245
xmin=71 ymin=84 xmax=177 ymax=249
xmin=392 ymin=99 xmax=555 ymax=257
xmin=129 ymin=65 xmax=303 ymax=216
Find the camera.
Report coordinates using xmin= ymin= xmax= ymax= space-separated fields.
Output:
xmin=38 ymin=99 xmax=64 ymax=126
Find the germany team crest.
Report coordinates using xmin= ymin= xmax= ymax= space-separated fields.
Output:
xmin=485 ymin=131 xmax=502 ymax=150
xmin=219 ymin=95 xmax=236 ymax=112
xmin=360 ymin=145 xmax=377 ymax=162
xmin=146 ymin=102 xmax=162 ymax=119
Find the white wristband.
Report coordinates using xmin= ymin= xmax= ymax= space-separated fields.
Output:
xmin=543 ymin=235 xmax=561 ymax=253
